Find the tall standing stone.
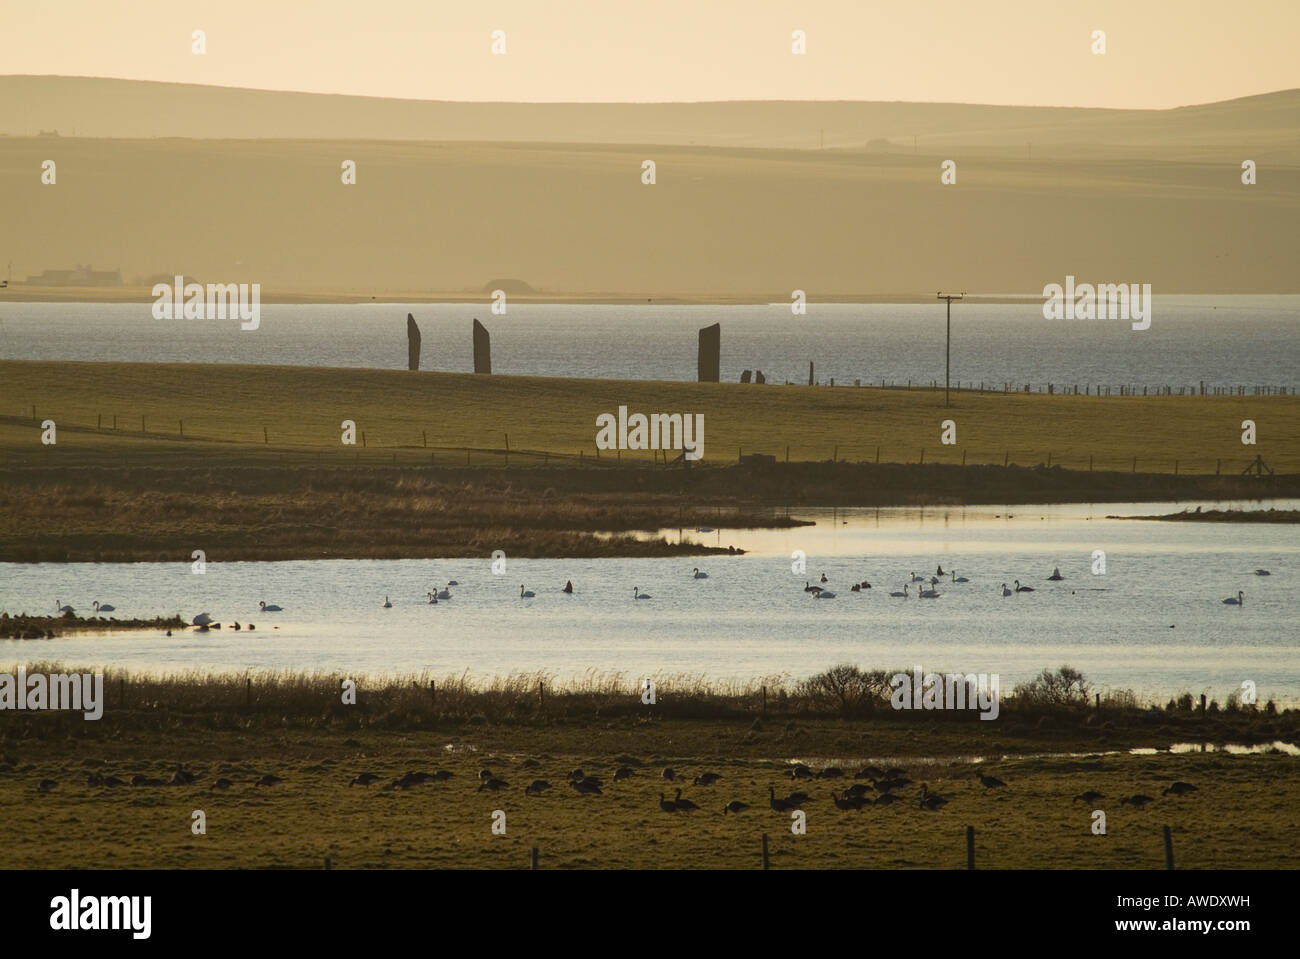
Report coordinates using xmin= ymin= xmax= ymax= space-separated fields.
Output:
xmin=472 ymin=318 xmax=492 ymax=374
xmin=698 ymin=323 xmax=720 ymax=382
xmin=808 ymin=361 xmax=814 ymax=386
xmin=406 ymin=313 xmax=421 ymax=371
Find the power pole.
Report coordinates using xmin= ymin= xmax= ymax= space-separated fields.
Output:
xmin=937 ymin=292 xmax=965 ymax=407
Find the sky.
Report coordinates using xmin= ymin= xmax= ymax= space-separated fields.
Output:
xmin=1 ymin=0 xmax=1297 ymax=108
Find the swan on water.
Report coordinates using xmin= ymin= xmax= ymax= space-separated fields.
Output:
xmin=192 ymin=612 xmax=213 ymax=626
xmin=1254 ymin=569 xmax=1271 ymax=576
xmin=1000 ymin=583 xmax=1013 ymax=597
xmin=383 ymin=596 xmax=392 ymax=608
xmin=56 ymin=601 xmax=75 ymax=614
xmin=634 ymin=586 xmax=651 ymax=599
xmin=1014 ymin=580 xmax=1034 ymax=593
xmin=437 ymin=586 xmax=451 ymax=600
xmin=427 ymin=591 xmax=438 ymax=604
xmin=950 ymin=572 xmax=969 ymax=583
xmin=93 ymin=601 xmax=116 ymax=613
xmin=813 ymin=590 xmax=836 ymax=599
xmin=693 ymin=568 xmax=709 ymax=579
xmin=919 ymin=586 xmax=940 ymax=598
xmin=520 ymin=585 xmax=536 ymax=598
xmin=1222 ymin=591 xmax=1244 ymax=606
xmin=888 ymin=585 xmax=909 ymax=598
xmin=910 ymin=571 xmax=925 ymax=582
xmin=259 ymin=601 xmax=283 ymax=611
xmin=447 ymin=580 xmax=459 ymax=586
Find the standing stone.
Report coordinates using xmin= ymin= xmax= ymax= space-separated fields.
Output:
xmin=698 ymin=323 xmax=720 ymax=382
xmin=809 ymin=361 xmax=815 ymax=386
xmin=406 ymin=313 xmax=421 ymax=371
xmin=755 ymin=370 xmax=766 ymax=384
xmin=740 ymin=369 xmax=752 ymax=383
xmin=473 ymin=318 xmax=491 ymax=374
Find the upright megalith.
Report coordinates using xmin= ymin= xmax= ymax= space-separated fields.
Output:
xmin=698 ymin=323 xmax=721 ymax=382
xmin=472 ymin=318 xmax=491 ymax=374
xmin=808 ymin=361 xmax=815 ymax=386
xmin=406 ymin=313 xmax=422 ymax=371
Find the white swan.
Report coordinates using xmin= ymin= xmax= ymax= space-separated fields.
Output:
xmin=634 ymin=586 xmax=651 ymax=600
xmin=888 ymin=585 xmax=909 ymax=598
xmin=1014 ymin=580 xmax=1034 ymax=593
xmin=93 ymin=601 xmax=116 ymax=613
xmin=427 ymin=591 xmax=438 ymax=605
xmin=910 ymin=571 xmax=925 ymax=582
xmin=693 ymin=568 xmax=709 ymax=579
xmin=813 ymin=590 xmax=836 ymax=599
xmin=520 ymin=585 xmax=536 ymax=598
xmin=950 ymin=572 xmax=969 ymax=583
xmin=259 ymin=601 xmax=283 ymax=611
xmin=192 ymin=612 xmax=213 ymax=626
xmin=437 ymin=586 xmax=451 ymax=600
xmin=919 ymin=586 xmax=940 ymax=598
xmin=1222 ymin=591 xmax=1244 ymax=606
xmin=56 ymin=600 xmax=75 ymax=614
xmin=383 ymin=596 xmax=392 ymax=608
xmin=1000 ymin=583 xmax=1013 ymax=597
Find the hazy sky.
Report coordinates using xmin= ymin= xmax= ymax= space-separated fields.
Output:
xmin=3 ymin=0 xmax=1297 ymax=107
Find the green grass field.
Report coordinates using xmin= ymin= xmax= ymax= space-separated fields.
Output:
xmin=4 ymin=360 xmax=1296 ymax=474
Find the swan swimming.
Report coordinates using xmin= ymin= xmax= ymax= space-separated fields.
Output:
xmin=383 ymin=596 xmax=392 ymax=608
xmin=888 ymin=585 xmax=909 ymax=598
xmin=93 ymin=601 xmax=116 ymax=613
xmin=520 ymin=585 xmax=536 ymax=598
xmin=1014 ymin=580 xmax=1034 ymax=593
xmin=634 ymin=586 xmax=651 ymax=600
xmin=1000 ymin=583 xmax=1013 ymax=597
xmin=55 ymin=600 xmax=75 ymax=614
xmin=1254 ymin=569 xmax=1271 ymax=576
xmin=1222 ymin=591 xmax=1244 ymax=606
xmin=437 ymin=586 xmax=451 ymax=600
xmin=192 ymin=612 xmax=213 ymax=626
xmin=910 ymin=571 xmax=925 ymax=582
xmin=427 ymin=591 xmax=439 ymax=604
xmin=813 ymin=589 xmax=836 ymax=599
xmin=950 ymin=571 xmax=969 ymax=583
xmin=447 ymin=580 xmax=459 ymax=586
xmin=259 ymin=601 xmax=283 ymax=611
xmin=919 ymin=586 xmax=940 ymax=598
xmin=693 ymin=568 xmax=709 ymax=579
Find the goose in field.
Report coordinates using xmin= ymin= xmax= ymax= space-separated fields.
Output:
xmin=563 ymin=580 xmax=574 ymax=593
xmin=693 ymin=772 xmax=721 ymax=786
xmin=976 ymin=772 xmax=1007 ymax=789
xmin=856 ymin=765 xmax=885 ymax=780
xmin=255 ymin=774 xmax=283 ymax=787
xmin=784 ymin=790 xmax=809 ymax=806
xmin=659 ymin=792 xmax=679 ymax=813
xmin=1073 ymin=790 xmax=1104 ymax=803
xmin=92 ymin=601 xmax=115 ymax=613
xmin=672 ymin=788 xmax=699 ymax=811
xmin=873 ymin=792 xmax=901 ymax=806
xmin=210 ymin=778 xmax=233 ymax=790
xmin=662 ymin=767 xmax=677 ymax=781
xmin=723 ymin=799 xmax=750 ymax=814
xmin=845 ymin=783 xmax=873 ymax=798
xmin=480 ymin=777 xmax=511 ymax=792
xmin=693 ymin=568 xmax=709 ymax=579
xmin=1000 ymin=583 xmax=1013 ymax=597
xmin=951 ymin=571 xmax=969 ymax=583
xmin=1120 ymin=794 xmax=1155 ymax=807
xmin=350 ymin=772 xmax=383 ymax=786
xmin=483 ymin=768 xmax=500 ymax=781
xmin=1254 ymin=569 xmax=1270 ymax=576
xmin=1047 ymin=567 xmax=1064 ymax=581
xmin=1014 ymin=580 xmax=1034 ymax=593
xmin=832 ymin=791 xmax=864 ymax=811
xmin=570 ymin=778 xmax=601 ymax=795
xmin=1163 ymin=781 xmax=1198 ymax=796
xmin=768 ymin=786 xmax=795 ymax=812
xmin=524 ymin=779 xmax=552 ymax=795
xmin=888 ymin=585 xmax=909 ymax=598
xmin=383 ymin=596 xmax=392 ymax=608
xmin=1222 ymin=591 xmax=1244 ymax=606
xmin=520 ymin=585 xmax=535 ymax=598
xmin=919 ymin=784 xmax=949 ymax=811
xmin=633 ymin=586 xmax=651 ymax=599
xmin=171 ymin=767 xmax=197 ymax=786
xmin=787 ymin=764 xmax=813 ymax=780
xmin=259 ymin=601 xmax=283 ymax=611
xmin=816 ymin=767 xmax=844 ymax=779
xmin=38 ymin=778 xmax=58 ymax=794
xmin=192 ymin=612 xmax=213 ymax=626
xmin=613 ymin=767 xmax=636 ymax=782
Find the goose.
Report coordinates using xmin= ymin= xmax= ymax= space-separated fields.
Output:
xmin=1047 ymin=567 xmax=1064 ymax=581
xmin=1254 ymin=569 xmax=1270 ymax=576
xmin=693 ymin=568 xmax=709 ymax=579
xmin=92 ymin=601 xmax=115 ymax=613
xmin=813 ymin=590 xmax=836 ymax=599
xmin=259 ymin=601 xmax=283 ymax=611
xmin=1222 ymin=591 xmax=1244 ymax=606
xmin=786 ymin=764 xmax=813 ymax=780
xmin=693 ymin=772 xmax=721 ymax=786
xmin=832 ymin=791 xmax=861 ymax=811
xmin=613 ymin=767 xmax=636 ymax=782
xmin=951 ymin=571 xmax=969 ymax=583
xmin=784 ymin=790 xmax=809 ymax=806
xmin=820 ymin=573 xmax=828 ymax=583
xmin=662 ymin=767 xmax=677 ymax=781
xmin=255 ymin=774 xmax=283 ymax=787
xmin=570 ymin=778 xmax=601 ymax=795
xmin=873 ymin=792 xmax=901 ymax=806
xmin=816 ymin=767 xmax=844 ymax=779
xmin=520 ymin=585 xmax=535 ymax=598
xmin=723 ymin=800 xmax=750 ymax=814
xmin=131 ymin=774 xmax=166 ymax=787
xmin=845 ymin=783 xmax=873 ymax=798
xmin=659 ymin=792 xmax=679 ymax=813
xmin=483 ymin=768 xmax=499 ymax=782
xmin=850 ymin=583 xmax=861 ymax=592
xmin=431 ymin=770 xmax=454 ymax=780
xmin=856 ymin=766 xmax=884 ymax=780
xmin=210 ymin=778 xmax=233 ymax=790
xmin=768 ymin=786 xmax=795 ymax=812
xmin=672 ymin=788 xmax=699 ymax=811
xmin=1163 ymin=781 xmax=1198 ymax=796
xmin=563 ymin=580 xmax=574 ymax=593
xmin=633 ymin=586 xmax=651 ymax=600
xmin=1000 ymin=583 xmax=1013 ymax=597
xmin=383 ymin=596 xmax=392 ymax=608
xmin=976 ymin=772 xmax=1007 ymax=789
xmin=919 ymin=784 xmax=949 ymax=811
xmin=480 ymin=777 xmax=511 ymax=792
xmin=888 ymin=585 xmax=909 ymax=598
xmin=524 ymin=779 xmax=552 ymax=795
xmin=436 ymin=586 xmax=451 ymax=600
xmin=38 ymin=779 xmax=58 ymax=794
xmin=350 ymin=772 xmax=383 ymax=786
xmin=171 ymin=768 xmax=197 ymax=786
xmin=1073 ymin=790 xmax=1104 ymax=803
xmin=803 ymin=582 xmax=820 ymax=592
xmin=1014 ymin=580 xmax=1034 ymax=593
xmin=192 ymin=612 xmax=213 ymax=626
xmin=1120 ymin=794 xmax=1155 ymax=807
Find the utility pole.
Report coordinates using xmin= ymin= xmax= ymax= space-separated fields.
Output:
xmin=938 ymin=292 xmax=965 ymax=407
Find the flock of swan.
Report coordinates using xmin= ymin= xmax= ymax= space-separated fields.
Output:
xmin=47 ymin=560 xmax=1268 ymax=629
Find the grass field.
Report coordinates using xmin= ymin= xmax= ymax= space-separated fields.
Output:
xmin=4 ymin=360 xmax=1297 ymax=474
xmin=1 ymin=665 xmax=1294 ymax=869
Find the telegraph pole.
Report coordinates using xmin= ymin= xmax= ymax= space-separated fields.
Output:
xmin=937 ymin=292 xmax=965 ymax=407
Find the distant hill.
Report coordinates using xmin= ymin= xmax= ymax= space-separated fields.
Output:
xmin=2 ymin=76 xmax=1298 ymax=157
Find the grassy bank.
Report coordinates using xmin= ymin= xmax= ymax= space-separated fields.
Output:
xmin=1 ymin=665 xmax=1294 ymax=870
xmin=1119 ymin=508 xmax=1300 ymax=522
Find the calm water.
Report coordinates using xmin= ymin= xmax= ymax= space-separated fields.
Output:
xmin=2 ymin=296 xmax=1297 ymax=389
xmin=4 ymin=501 xmax=1298 ymax=704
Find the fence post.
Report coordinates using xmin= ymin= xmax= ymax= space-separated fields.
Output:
xmin=761 ymin=833 xmax=770 ymax=870
xmin=539 ymin=681 xmax=545 ymax=709
xmin=430 ymin=679 xmax=436 ymax=705
xmin=530 ymin=847 xmax=539 ymax=870
xmin=1163 ymin=825 xmax=1175 ymax=869
xmin=761 ymin=684 xmax=767 ymax=714
xmin=966 ymin=825 xmax=975 ymax=869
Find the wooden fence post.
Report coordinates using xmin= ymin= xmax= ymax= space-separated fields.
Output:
xmin=761 ymin=833 xmax=770 ymax=870
xmin=1163 ymin=825 xmax=1175 ymax=869
xmin=530 ymin=847 xmax=539 ymax=870
xmin=966 ymin=825 xmax=975 ymax=869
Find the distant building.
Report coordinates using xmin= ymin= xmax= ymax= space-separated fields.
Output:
xmin=25 ymin=265 xmax=123 ymax=286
